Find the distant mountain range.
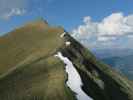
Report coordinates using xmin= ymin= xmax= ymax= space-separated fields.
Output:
xmin=102 ymin=55 xmax=133 ymax=80
xmin=92 ymin=49 xmax=133 ymax=59
xmin=92 ymin=49 xmax=133 ymax=80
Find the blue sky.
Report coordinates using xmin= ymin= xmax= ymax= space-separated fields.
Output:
xmin=0 ymin=0 xmax=133 ymax=33
xmin=0 ymin=0 xmax=133 ymax=49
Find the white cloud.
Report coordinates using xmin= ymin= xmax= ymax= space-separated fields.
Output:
xmin=97 ymin=36 xmax=116 ymax=41
xmin=1 ymin=8 xmax=26 ymax=20
xmin=0 ymin=0 xmax=55 ymax=20
xmin=98 ymin=13 xmax=133 ymax=36
xmin=127 ymin=35 xmax=133 ymax=38
xmin=0 ymin=0 xmax=27 ymax=20
xmin=72 ymin=12 xmax=133 ymax=49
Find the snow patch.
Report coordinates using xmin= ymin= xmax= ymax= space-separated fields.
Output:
xmin=65 ymin=41 xmax=71 ymax=46
xmin=95 ymin=79 xmax=105 ymax=90
xmin=55 ymin=52 xmax=93 ymax=100
xmin=60 ymin=32 xmax=66 ymax=38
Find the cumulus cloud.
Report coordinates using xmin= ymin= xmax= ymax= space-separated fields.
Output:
xmin=0 ymin=0 xmax=27 ymax=20
xmin=72 ymin=12 xmax=133 ymax=49
xmin=1 ymin=8 xmax=26 ymax=20
xmin=98 ymin=13 xmax=133 ymax=37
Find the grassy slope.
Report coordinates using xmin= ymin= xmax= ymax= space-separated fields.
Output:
xmin=0 ymin=20 xmax=62 ymax=74
xmin=0 ymin=21 xmax=75 ymax=100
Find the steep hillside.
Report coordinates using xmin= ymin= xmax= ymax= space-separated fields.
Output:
xmin=0 ymin=20 xmax=63 ymax=74
xmin=0 ymin=20 xmax=133 ymax=100
xmin=60 ymin=34 xmax=133 ymax=100
xmin=0 ymin=20 xmax=75 ymax=100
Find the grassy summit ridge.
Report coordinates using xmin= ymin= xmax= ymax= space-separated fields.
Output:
xmin=0 ymin=20 xmax=75 ymax=100
xmin=0 ymin=20 xmax=63 ymax=74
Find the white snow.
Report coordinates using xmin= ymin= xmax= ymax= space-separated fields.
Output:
xmin=60 ymin=32 xmax=66 ymax=38
xmin=65 ymin=41 xmax=71 ymax=46
xmin=55 ymin=52 xmax=93 ymax=100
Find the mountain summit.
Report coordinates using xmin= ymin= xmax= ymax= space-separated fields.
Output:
xmin=0 ymin=20 xmax=133 ymax=100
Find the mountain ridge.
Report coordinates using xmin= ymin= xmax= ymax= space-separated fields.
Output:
xmin=0 ymin=20 xmax=133 ymax=100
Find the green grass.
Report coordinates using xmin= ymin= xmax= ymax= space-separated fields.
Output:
xmin=0 ymin=20 xmax=64 ymax=74
xmin=0 ymin=56 xmax=75 ymax=100
xmin=0 ymin=20 xmax=75 ymax=100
